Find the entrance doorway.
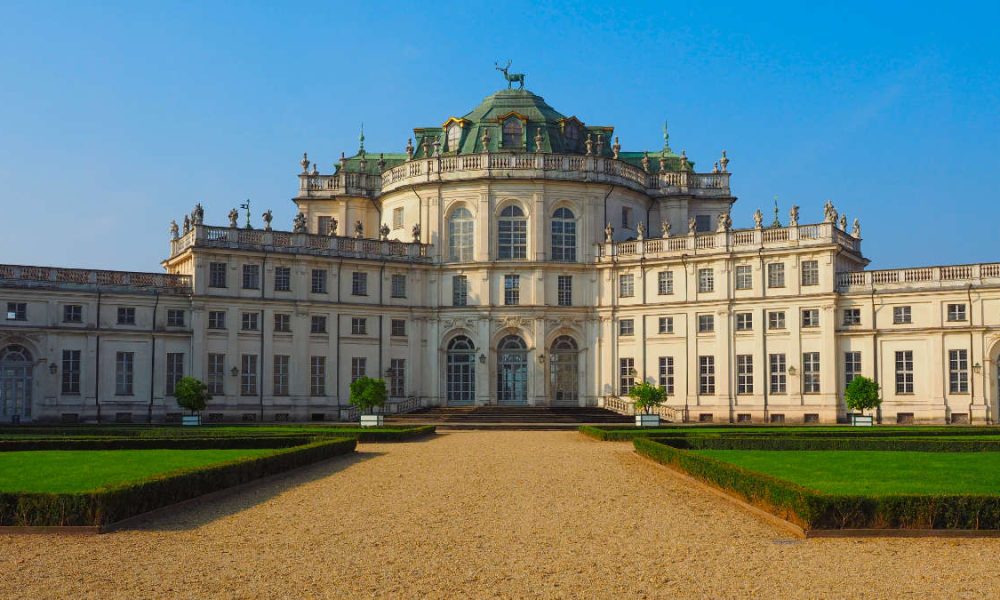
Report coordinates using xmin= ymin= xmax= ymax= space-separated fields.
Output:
xmin=446 ymin=336 xmax=476 ymax=406
xmin=0 ymin=345 xmax=33 ymax=422
xmin=549 ymin=336 xmax=579 ymax=406
xmin=496 ymin=335 xmax=528 ymax=405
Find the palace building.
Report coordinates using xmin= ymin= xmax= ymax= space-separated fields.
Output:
xmin=2 ymin=83 xmax=999 ymax=425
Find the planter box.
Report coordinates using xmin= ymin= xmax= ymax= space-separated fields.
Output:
xmin=181 ymin=415 xmax=201 ymax=426
xmin=850 ymin=414 xmax=874 ymax=427
xmin=635 ymin=414 xmax=661 ymax=428
xmin=360 ymin=414 xmax=384 ymax=428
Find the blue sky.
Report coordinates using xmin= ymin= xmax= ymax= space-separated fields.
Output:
xmin=1 ymin=0 xmax=998 ymax=270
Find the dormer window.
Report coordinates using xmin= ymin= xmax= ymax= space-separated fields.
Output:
xmin=564 ymin=123 xmax=579 ymax=151
xmin=503 ymin=117 xmax=522 ymax=148
xmin=447 ymin=123 xmax=462 ymax=152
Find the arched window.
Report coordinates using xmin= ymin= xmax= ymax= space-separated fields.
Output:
xmin=497 ymin=205 xmax=527 ymax=260
xmin=448 ymin=207 xmax=474 ymax=262
xmin=446 ymin=336 xmax=476 ymax=406
xmin=551 ymin=207 xmax=576 ymax=262
xmin=502 ymin=117 xmax=522 ymax=148
xmin=0 ymin=345 xmax=33 ymax=419
xmin=497 ymin=335 xmax=528 ymax=405
xmin=447 ymin=123 xmax=462 ymax=152
xmin=550 ymin=336 xmax=579 ymax=406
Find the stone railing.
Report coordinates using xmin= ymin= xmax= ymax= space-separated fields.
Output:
xmin=0 ymin=264 xmax=192 ymax=294
xmin=297 ymin=153 xmax=730 ymax=199
xmin=599 ymin=222 xmax=860 ymax=261
xmin=837 ymin=262 xmax=1000 ymax=292
xmin=600 ymin=395 xmax=680 ymax=422
xmin=169 ymin=224 xmax=431 ymax=263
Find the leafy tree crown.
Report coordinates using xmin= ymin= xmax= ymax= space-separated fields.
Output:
xmin=628 ymin=380 xmax=666 ymax=414
xmin=174 ymin=376 xmax=211 ymax=413
xmin=349 ymin=376 xmax=388 ymax=414
xmin=844 ymin=376 xmax=881 ymax=413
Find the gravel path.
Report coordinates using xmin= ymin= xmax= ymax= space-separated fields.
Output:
xmin=2 ymin=430 xmax=999 ymax=598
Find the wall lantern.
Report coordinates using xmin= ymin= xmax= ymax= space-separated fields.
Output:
xmin=49 ymin=362 xmax=58 ymax=375
xmin=973 ymin=362 xmax=983 ymax=374
xmin=479 ymin=353 xmax=486 ymax=364
xmin=788 ymin=366 xmax=798 ymax=377
xmin=231 ymin=366 xmax=240 ymax=377
xmin=538 ymin=354 xmax=545 ymax=364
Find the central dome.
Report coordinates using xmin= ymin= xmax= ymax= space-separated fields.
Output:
xmin=461 ymin=89 xmax=568 ymax=125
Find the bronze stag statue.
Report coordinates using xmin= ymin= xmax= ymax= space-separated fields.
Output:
xmin=495 ymin=60 xmax=525 ymax=90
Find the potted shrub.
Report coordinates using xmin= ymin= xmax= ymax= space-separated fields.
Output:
xmin=174 ymin=376 xmax=211 ymax=426
xmin=845 ymin=375 xmax=880 ymax=426
xmin=629 ymin=380 xmax=666 ymax=427
xmin=350 ymin=376 xmax=388 ymax=427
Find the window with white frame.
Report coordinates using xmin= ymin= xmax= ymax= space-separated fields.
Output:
xmin=551 ymin=207 xmax=577 ymax=262
xmin=207 ymin=353 xmax=225 ymax=395
xmin=311 ymin=269 xmax=327 ymax=294
xmin=502 ymin=117 xmax=522 ymax=148
xmin=736 ymin=354 xmax=753 ymax=395
xmin=893 ymin=306 xmax=912 ymax=324
xmin=273 ymin=313 xmax=291 ymax=333
xmin=801 ymin=260 xmax=819 ymax=286
xmin=240 ymin=354 xmax=257 ymax=396
xmin=165 ymin=353 xmax=184 ymax=398
xmin=242 ymin=264 xmax=260 ymax=290
xmin=352 ymin=272 xmax=368 ymax=296
xmin=117 ymin=307 xmax=135 ymax=325
xmin=557 ymin=275 xmax=572 ymax=306
xmin=503 ymin=274 xmax=521 ymax=305
xmin=351 ymin=317 xmax=367 ymax=335
xmin=699 ymin=356 xmax=716 ymax=395
xmin=167 ymin=309 xmax=185 ymax=327
xmin=310 ymin=315 xmax=327 ymax=334
xmin=115 ymin=352 xmax=134 ymax=395
xmin=619 ymin=274 xmax=634 ymax=298
xmin=803 ymin=352 xmax=821 ymax=393
xmin=947 ymin=303 xmax=967 ymax=322
xmin=619 ymin=358 xmax=635 ymax=395
xmin=209 ymin=262 xmax=227 ymax=288
xmin=241 ymin=312 xmax=258 ymax=331
xmin=768 ymin=311 xmax=786 ymax=330
xmin=453 ymin=275 xmax=468 ymax=306
xmin=802 ymin=308 xmax=819 ymax=328
xmin=844 ymin=351 xmax=862 ymax=389
xmin=310 ymin=356 xmax=326 ymax=396
xmin=390 ymin=319 xmax=406 ymax=337
xmin=391 ymin=274 xmax=407 ymax=298
xmin=657 ymin=271 xmax=673 ymax=295
xmin=658 ymin=356 xmax=674 ymax=395
xmin=350 ymin=357 xmax=366 ymax=382
xmin=769 ymin=353 xmax=787 ymax=394
xmin=389 ymin=358 xmax=406 ymax=397
xmin=61 ymin=350 xmax=81 ymax=395
xmin=894 ymin=350 xmax=914 ymax=394
xmin=498 ymin=205 xmax=527 ymax=259
xmin=698 ymin=314 xmax=714 ymax=333
xmin=767 ymin=263 xmax=785 ymax=288
xmin=842 ymin=308 xmax=861 ymax=326
xmin=448 ymin=207 xmax=474 ymax=262
xmin=735 ymin=265 xmax=752 ymax=290
xmin=273 ymin=355 xmax=290 ymax=396
xmin=208 ymin=311 xmax=226 ymax=330
xmin=949 ymin=349 xmax=969 ymax=393
xmin=63 ymin=304 xmax=83 ymax=323
xmin=735 ymin=312 xmax=753 ymax=331
xmin=619 ymin=319 xmax=634 ymax=336
xmin=658 ymin=316 xmax=673 ymax=334
xmin=392 ymin=206 xmax=404 ymax=229
xmin=447 ymin=123 xmax=462 ymax=151
xmin=698 ymin=268 xmax=714 ymax=293
xmin=273 ymin=266 xmax=291 ymax=292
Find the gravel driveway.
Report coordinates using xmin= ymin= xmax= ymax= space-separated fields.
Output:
xmin=1 ymin=430 xmax=998 ymax=598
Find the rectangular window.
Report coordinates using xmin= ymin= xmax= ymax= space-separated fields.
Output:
xmin=453 ymin=275 xmax=468 ymax=307
xmin=273 ymin=355 xmax=290 ymax=396
xmin=392 ymin=206 xmax=404 ymax=229
xmin=699 ymin=356 xmax=716 ymax=395
xmin=844 ymin=351 xmax=862 ymax=389
xmin=390 ymin=274 xmax=407 ymax=298
xmin=557 ymin=275 xmax=572 ymax=307
xmin=351 ymin=357 xmax=366 ymax=382
xmin=894 ymin=350 xmax=914 ymax=394
xmin=117 ymin=307 xmax=136 ymax=325
xmin=768 ymin=311 xmax=786 ymax=330
xmin=769 ymin=353 xmax=787 ymax=394
xmin=241 ymin=312 xmax=259 ymax=331
xmin=801 ymin=260 xmax=819 ymax=286
xmin=310 ymin=356 xmax=326 ymax=396
xmin=352 ymin=272 xmax=368 ymax=296
xmin=242 ymin=264 xmax=260 ymax=290
xmin=115 ymin=351 xmax=134 ymax=395
xmin=389 ymin=358 xmax=406 ymax=397
xmin=619 ymin=319 xmax=634 ymax=336
xmin=621 ymin=206 xmax=632 ymax=229
xmin=949 ymin=349 xmax=969 ymax=393
xmin=273 ymin=266 xmax=291 ymax=292
xmin=658 ymin=316 xmax=673 ymax=334
xmin=63 ymin=304 xmax=82 ymax=323
xmin=803 ymin=352 xmax=821 ymax=393
xmin=167 ymin=309 xmax=185 ymax=327
xmin=842 ymin=308 xmax=861 ymax=326
xmin=735 ymin=312 xmax=753 ymax=331
xmin=767 ymin=263 xmax=785 ymax=288
xmin=351 ymin=317 xmax=367 ymax=335
xmin=657 ymin=271 xmax=673 ymax=295
xmin=736 ymin=354 xmax=753 ymax=395
xmin=208 ymin=310 xmax=226 ymax=330
xmin=166 ymin=353 xmax=184 ymax=396
xmin=317 ymin=216 xmax=331 ymax=236
xmin=209 ymin=262 xmax=227 ymax=288
xmin=619 ymin=358 xmax=635 ymax=395
xmin=698 ymin=314 xmax=714 ymax=333
xmin=241 ymin=354 xmax=258 ymax=396
xmin=391 ymin=319 xmax=406 ymax=337
xmin=311 ymin=269 xmax=328 ymax=294
xmin=802 ymin=308 xmax=819 ymax=328
xmin=658 ymin=356 xmax=674 ymax=395
xmin=207 ymin=353 xmax=225 ymax=395
xmin=273 ymin=313 xmax=291 ymax=333
xmin=504 ymin=274 xmax=520 ymax=306
xmin=735 ymin=265 xmax=752 ymax=290
xmin=947 ymin=303 xmax=966 ymax=322
xmin=619 ymin=274 xmax=634 ymax=298
xmin=698 ymin=268 xmax=714 ymax=293
xmin=311 ymin=315 xmax=327 ymax=334
xmin=893 ymin=306 xmax=912 ymax=324
xmin=61 ymin=350 xmax=81 ymax=394
xmin=695 ymin=215 xmax=711 ymax=233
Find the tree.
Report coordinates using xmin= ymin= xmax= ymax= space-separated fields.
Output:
xmin=174 ymin=376 xmax=211 ymax=414
xmin=844 ymin=376 xmax=881 ymax=414
xmin=629 ymin=380 xmax=666 ymax=415
xmin=349 ymin=376 xmax=387 ymax=415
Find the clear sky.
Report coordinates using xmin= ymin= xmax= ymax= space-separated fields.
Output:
xmin=1 ymin=1 xmax=998 ymax=271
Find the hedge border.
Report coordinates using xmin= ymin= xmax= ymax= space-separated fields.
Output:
xmin=0 ymin=425 xmax=436 ymax=443
xmin=647 ymin=436 xmax=1000 ymax=452
xmin=0 ymin=436 xmax=316 ymax=451
xmin=0 ymin=437 xmax=357 ymax=527
xmin=634 ymin=437 xmax=1000 ymax=530
xmin=580 ymin=425 xmax=1000 ymax=442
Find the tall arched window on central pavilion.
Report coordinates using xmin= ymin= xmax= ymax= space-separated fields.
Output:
xmin=502 ymin=117 xmax=522 ymax=149
xmin=498 ymin=205 xmax=527 ymax=260
xmin=551 ymin=207 xmax=576 ymax=262
xmin=446 ymin=336 xmax=476 ymax=406
xmin=448 ymin=207 xmax=474 ymax=262
xmin=447 ymin=123 xmax=462 ymax=152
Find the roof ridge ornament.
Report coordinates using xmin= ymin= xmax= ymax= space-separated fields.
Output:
xmin=662 ymin=121 xmax=672 ymax=153
xmin=494 ymin=60 xmax=525 ymax=90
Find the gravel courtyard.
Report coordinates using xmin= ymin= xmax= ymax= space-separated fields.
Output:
xmin=2 ymin=430 xmax=999 ymax=599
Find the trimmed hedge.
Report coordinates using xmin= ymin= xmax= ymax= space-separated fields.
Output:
xmin=0 ymin=436 xmax=316 ymax=452
xmin=634 ymin=437 xmax=1000 ymax=530
xmin=0 ymin=437 xmax=357 ymax=527
xmin=648 ymin=436 xmax=1000 ymax=452
xmin=0 ymin=425 xmax=436 ymax=443
xmin=580 ymin=425 xmax=1000 ymax=442
xmin=354 ymin=425 xmax=435 ymax=442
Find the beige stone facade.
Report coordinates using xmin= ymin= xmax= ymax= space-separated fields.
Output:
xmin=2 ymin=88 xmax=999 ymax=424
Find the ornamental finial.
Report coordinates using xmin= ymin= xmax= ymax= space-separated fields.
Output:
xmin=662 ymin=120 xmax=672 ymax=153
xmin=301 ymin=152 xmax=310 ymax=174
xmin=358 ymin=123 xmax=365 ymax=155
xmin=720 ymin=150 xmax=729 ymax=173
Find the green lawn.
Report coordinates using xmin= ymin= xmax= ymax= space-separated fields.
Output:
xmin=692 ymin=450 xmax=1000 ymax=495
xmin=0 ymin=449 xmax=280 ymax=493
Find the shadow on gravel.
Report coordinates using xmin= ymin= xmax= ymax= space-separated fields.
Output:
xmin=116 ymin=451 xmax=384 ymax=533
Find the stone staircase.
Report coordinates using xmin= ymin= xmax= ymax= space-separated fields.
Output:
xmin=386 ymin=406 xmax=634 ymax=428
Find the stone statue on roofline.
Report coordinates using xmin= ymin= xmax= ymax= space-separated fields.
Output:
xmin=405 ymin=138 xmax=414 ymax=161
xmin=192 ymin=203 xmax=204 ymax=225
xmin=753 ymin=208 xmax=764 ymax=230
xmin=641 ymin=151 xmax=650 ymax=173
xmin=379 ymin=223 xmax=390 ymax=240
xmin=585 ymin=134 xmax=593 ymax=156
xmin=481 ymin=129 xmax=491 ymax=152
xmin=228 ymin=208 xmax=239 ymax=228
xmin=612 ymin=136 xmax=621 ymax=160
xmin=596 ymin=133 xmax=605 ymax=156
xmin=183 ymin=215 xmax=190 ymax=234
xmin=292 ymin=212 xmax=307 ymax=233
xmin=688 ymin=216 xmax=697 ymax=235
xmin=789 ymin=205 xmax=800 ymax=227
xmin=169 ymin=220 xmax=179 ymax=240
xmin=852 ymin=218 xmax=861 ymax=238
xmin=680 ymin=150 xmax=688 ymax=170
xmin=823 ymin=200 xmax=837 ymax=224
xmin=717 ymin=212 xmax=732 ymax=233
xmin=329 ymin=217 xmax=338 ymax=236
xmin=262 ymin=210 xmax=273 ymax=231
xmin=839 ymin=214 xmax=847 ymax=231
xmin=636 ymin=222 xmax=645 ymax=241
xmin=661 ymin=219 xmax=671 ymax=238
xmin=604 ymin=222 xmax=614 ymax=243
xmin=354 ymin=220 xmax=364 ymax=239
xmin=412 ymin=223 xmax=421 ymax=243
xmin=534 ymin=129 xmax=543 ymax=153
xmin=300 ymin=152 xmax=310 ymax=174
